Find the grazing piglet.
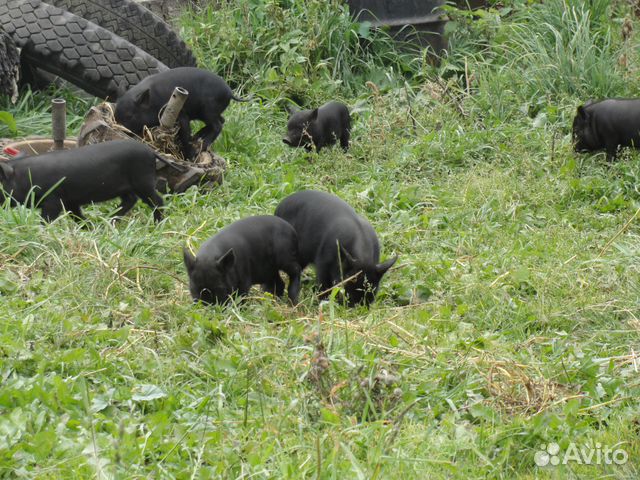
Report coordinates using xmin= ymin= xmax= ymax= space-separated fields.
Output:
xmin=283 ymin=101 xmax=351 ymax=152
xmin=115 ymin=67 xmax=245 ymax=159
xmin=183 ymin=216 xmax=302 ymax=305
xmin=573 ymin=98 xmax=640 ymax=160
xmin=275 ymin=190 xmax=396 ymax=307
xmin=0 ymin=139 xmax=163 ymax=222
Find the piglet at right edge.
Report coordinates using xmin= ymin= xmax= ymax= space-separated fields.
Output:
xmin=183 ymin=215 xmax=302 ymax=305
xmin=283 ymin=101 xmax=351 ymax=152
xmin=573 ymin=98 xmax=640 ymax=161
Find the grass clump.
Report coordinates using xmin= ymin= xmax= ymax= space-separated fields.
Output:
xmin=184 ymin=0 xmax=423 ymax=103
xmin=442 ymin=0 xmax=628 ymax=123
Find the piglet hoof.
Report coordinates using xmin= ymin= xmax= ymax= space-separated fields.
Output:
xmin=156 ymin=177 xmax=170 ymax=193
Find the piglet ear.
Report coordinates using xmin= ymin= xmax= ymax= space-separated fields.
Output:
xmin=183 ymin=247 xmax=197 ymax=274
xmin=577 ymin=105 xmax=587 ymax=119
xmin=376 ymin=255 xmax=398 ymax=276
xmin=135 ymin=88 xmax=151 ymax=107
xmin=217 ymin=248 xmax=236 ymax=270
xmin=309 ymin=108 xmax=319 ymax=121
xmin=285 ymin=104 xmax=299 ymax=116
xmin=339 ymin=244 xmax=357 ymax=267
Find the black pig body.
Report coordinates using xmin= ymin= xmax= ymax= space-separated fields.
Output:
xmin=283 ymin=101 xmax=350 ymax=152
xmin=0 ymin=139 xmax=163 ymax=222
xmin=183 ymin=216 xmax=302 ymax=305
xmin=573 ymin=98 xmax=640 ymax=160
xmin=115 ymin=67 xmax=244 ymax=159
xmin=275 ymin=190 xmax=396 ymax=306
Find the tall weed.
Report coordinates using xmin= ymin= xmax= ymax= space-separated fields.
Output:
xmin=442 ymin=0 xmax=626 ymax=121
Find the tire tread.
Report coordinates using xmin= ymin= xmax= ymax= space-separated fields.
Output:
xmin=49 ymin=0 xmax=196 ymax=68
xmin=0 ymin=0 xmax=169 ymax=99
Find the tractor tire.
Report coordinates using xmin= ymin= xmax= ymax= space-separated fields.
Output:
xmin=0 ymin=0 xmax=168 ymax=99
xmin=48 ymin=0 xmax=196 ymax=68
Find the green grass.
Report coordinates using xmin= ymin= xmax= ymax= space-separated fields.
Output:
xmin=1 ymin=0 xmax=640 ymax=478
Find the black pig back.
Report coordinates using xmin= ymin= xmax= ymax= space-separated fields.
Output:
xmin=274 ymin=190 xmax=379 ymax=269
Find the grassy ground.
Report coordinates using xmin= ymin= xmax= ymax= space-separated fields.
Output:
xmin=1 ymin=0 xmax=640 ymax=478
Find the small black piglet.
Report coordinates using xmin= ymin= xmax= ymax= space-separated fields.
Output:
xmin=275 ymin=190 xmax=396 ymax=307
xmin=0 ymin=139 xmax=163 ymax=222
xmin=283 ymin=101 xmax=350 ymax=152
xmin=573 ymin=98 xmax=640 ymax=161
xmin=183 ymin=216 xmax=302 ymax=305
xmin=115 ymin=67 xmax=245 ymax=159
